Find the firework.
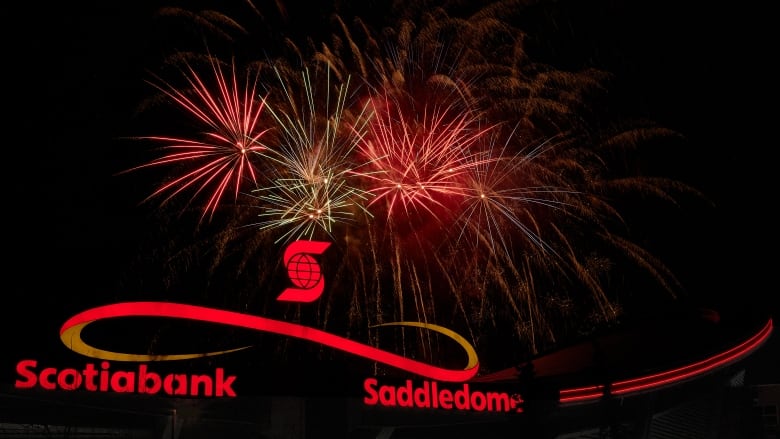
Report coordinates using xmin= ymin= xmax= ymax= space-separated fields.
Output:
xmin=249 ymin=67 xmax=375 ymax=243
xmin=354 ymin=92 xmax=497 ymax=221
xmin=125 ymin=56 xmax=271 ymax=221
xmin=126 ymin=0 xmax=697 ymax=371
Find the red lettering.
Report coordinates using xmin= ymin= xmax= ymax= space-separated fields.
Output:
xmin=363 ymin=378 xmax=379 ymax=404
xmin=14 ymin=359 xmax=37 ymax=389
xmin=378 ymin=383 xmax=395 ymax=405
xmin=397 ymin=380 xmax=413 ymax=407
xmin=361 ymin=377 xmax=518 ymax=413
xmin=111 ymin=370 xmax=135 ymax=393
xmin=57 ymin=369 xmax=82 ymax=390
xmin=100 ymin=361 xmax=110 ymax=391
xmin=491 ymin=392 xmax=515 ymax=412
xmin=190 ymin=374 xmax=212 ymax=397
xmin=471 ymin=392 xmax=486 ymax=411
xmin=454 ymin=385 xmax=469 ymax=410
xmin=439 ymin=389 xmax=452 ymax=408
xmin=164 ymin=374 xmax=188 ymax=395
xmin=13 ymin=360 xmax=237 ymax=397
xmin=83 ymin=363 xmax=98 ymax=391
xmin=215 ymin=368 xmax=236 ymax=397
xmin=138 ymin=365 xmax=161 ymax=394
xmin=40 ymin=367 xmax=57 ymax=390
xmin=413 ymin=381 xmax=430 ymax=407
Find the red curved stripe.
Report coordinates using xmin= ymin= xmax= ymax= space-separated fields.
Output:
xmin=60 ymin=302 xmax=478 ymax=382
xmin=560 ymin=318 xmax=773 ymax=403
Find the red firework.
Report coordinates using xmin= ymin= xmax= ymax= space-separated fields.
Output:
xmin=128 ymin=58 xmax=271 ymax=220
xmin=354 ymin=93 xmax=497 ymax=222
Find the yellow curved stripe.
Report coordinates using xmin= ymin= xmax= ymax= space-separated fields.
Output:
xmin=60 ymin=321 xmax=251 ymax=362
xmin=372 ymin=321 xmax=479 ymax=370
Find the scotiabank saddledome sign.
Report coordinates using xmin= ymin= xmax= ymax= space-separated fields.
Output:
xmin=14 ymin=240 xmax=527 ymax=413
xmin=12 ymin=237 xmax=776 ymax=414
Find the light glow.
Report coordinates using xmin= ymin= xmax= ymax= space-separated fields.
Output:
xmin=559 ymin=318 xmax=774 ymax=404
xmin=60 ymin=301 xmax=479 ymax=382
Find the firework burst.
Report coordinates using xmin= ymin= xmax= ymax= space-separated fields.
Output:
xmin=126 ymin=57 xmax=271 ymax=221
xmin=125 ymin=0 xmax=700 ymax=372
xmin=452 ymin=132 xmax=572 ymax=259
xmin=249 ymin=66 xmax=375 ymax=242
xmin=354 ymin=92 xmax=497 ymax=223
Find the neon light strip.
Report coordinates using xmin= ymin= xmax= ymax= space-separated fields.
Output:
xmin=60 ymin=302 xmax=479 ymax=382
xmin=558 ymin=385 xmax=604 ymax=403
xmin=559 ymin=318 xmax=773 ymax=404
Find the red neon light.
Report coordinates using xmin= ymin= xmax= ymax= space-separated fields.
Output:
xmin=15 ymin=360 xmax=237 ymax=396
xmin=559 ymin=318 xmax=773 ymax=404
xmin=277 ymin=240 xmax=331 ymax=302
xmin=557 ymin=385 xmax=604 ymax=403
xmin=60 ymin=302 xmax=479 ymax=382
xmin=363 ymin=378 xmax=523 ymax=413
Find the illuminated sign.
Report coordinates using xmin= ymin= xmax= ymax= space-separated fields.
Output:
xmin=15 ymin=360 xmax=236 ymax=396
xmin=57 ymin=301 xmax=478 ymax=382
xmin=16 ymin=240 xmax=480 ymax=399
xmin=11 ymin=239 xmax=774 ymax=410
xmin=363 ymin=378 xmax=523 ymax=413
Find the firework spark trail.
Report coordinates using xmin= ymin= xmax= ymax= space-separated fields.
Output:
xmin=248 ymin=67 xmax=376 ymax=242
xmin=354 ymin=92 xmax=499 ymax=220
xmin=454 ymin=133 xmax=578 ymax=258
xmin=128 ymin=0 xmax=698 ymax=366
xmin=253 ymin=173 xmax=370 ymax=242
xmin=308 ymin=11 xmax=589 ymax=359
xmin=127 ymin=58 xmax=271 ymax=220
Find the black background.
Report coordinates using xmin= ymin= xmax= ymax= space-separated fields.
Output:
xmin=3 ymin=0 xmax=777 ymax=385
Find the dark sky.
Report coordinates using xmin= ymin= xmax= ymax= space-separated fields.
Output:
xmin=3 ymin=0 xmax=776 ymax=378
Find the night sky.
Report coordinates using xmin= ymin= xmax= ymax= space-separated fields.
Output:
xmin=3 ymin=0 xmax=776 ymax=385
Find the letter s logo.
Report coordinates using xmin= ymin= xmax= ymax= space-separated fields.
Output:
xmin=276 ymin=240 xmax=331 ymax=303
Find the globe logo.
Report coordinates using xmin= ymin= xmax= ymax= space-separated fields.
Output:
xmin=286 ymin=253 xmax=322 ymax=289
xmin=278 ymin=240 xmax=331 ymax=302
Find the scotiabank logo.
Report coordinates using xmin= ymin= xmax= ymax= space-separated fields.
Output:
xmin=277 ymin=240 xmax=331 ymax=302
xmin=17 ymin=240 xmax=480 ymax=397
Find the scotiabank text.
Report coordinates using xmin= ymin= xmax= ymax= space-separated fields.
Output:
xmin=15 ymin=359 xmax=236 ymax=397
